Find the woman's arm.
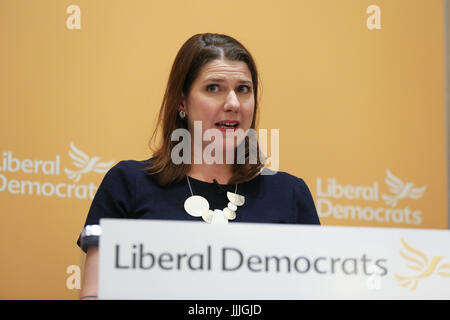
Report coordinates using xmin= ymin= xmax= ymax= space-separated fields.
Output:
xmin=80 ymin=246 xmax=99 ymax=299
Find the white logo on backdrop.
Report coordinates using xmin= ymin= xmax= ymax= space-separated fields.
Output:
xmin=381 ymin=170 xmax=427 ymax=207
xmin=0 ymin=142 xmax=115 ymax=199
xmin=315 ymin=169 xmax=426 ymax=225
xmin=64 ymin=142 xmax=114 ymax=182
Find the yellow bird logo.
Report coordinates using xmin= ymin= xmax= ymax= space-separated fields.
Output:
xmin=395 ymin=238 xmax=450 ymax=291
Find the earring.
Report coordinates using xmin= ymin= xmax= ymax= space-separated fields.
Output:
xmin=179 ymin=110 xmax=186 ymax=119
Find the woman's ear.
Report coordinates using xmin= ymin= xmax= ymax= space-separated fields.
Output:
xmin=179 ymin=94 xmax=187 ymax=113
xmin=178 ymin=95 xmax=187 ymax=119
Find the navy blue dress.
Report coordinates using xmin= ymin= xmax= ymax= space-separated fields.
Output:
xmin=77 ymin=160 xmax=320 ymax=252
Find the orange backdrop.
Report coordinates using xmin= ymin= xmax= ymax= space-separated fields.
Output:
xmin=0 ymin=0 xmax=446 ymax=299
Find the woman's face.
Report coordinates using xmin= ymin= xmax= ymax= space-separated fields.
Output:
xmin=181 ymin=59 xmax=255 ymax=156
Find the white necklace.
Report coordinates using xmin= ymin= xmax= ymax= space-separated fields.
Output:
xmin=183 ymin=176 xmax=245 ymax=224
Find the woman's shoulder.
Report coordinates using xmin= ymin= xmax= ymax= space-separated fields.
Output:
xmin=110 ymin=159 xmax=151 ymax=171
xmin=257 ymin=168 xmax=314 ymax=197
xmin=104 ymin=158 xmax=153 ymax=181
xmin=259 ymin=168 xmax=308 ymax=186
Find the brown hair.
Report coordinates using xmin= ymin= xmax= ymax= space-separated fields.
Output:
xmin=146 ymin=33 xmax=264 ymax=185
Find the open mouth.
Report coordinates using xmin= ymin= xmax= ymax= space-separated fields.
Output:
xmin=214 ymin=121 xmax=240 ymax=130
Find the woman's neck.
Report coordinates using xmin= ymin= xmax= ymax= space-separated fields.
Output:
xmin=187 ymin=163 xmax=234 ymax=184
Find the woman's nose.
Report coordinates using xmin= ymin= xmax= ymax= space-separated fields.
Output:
xmin=223 ymin=90 xmax=240 ymax=112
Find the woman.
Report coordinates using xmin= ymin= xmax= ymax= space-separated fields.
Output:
xmin=78 ymin=33 xmax=320 ymax=299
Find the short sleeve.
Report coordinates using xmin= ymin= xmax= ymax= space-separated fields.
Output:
xmin=294 ymin=178 xmax=321 ymax=225
xmin=76 ymin=161 xmax=136 ymax=252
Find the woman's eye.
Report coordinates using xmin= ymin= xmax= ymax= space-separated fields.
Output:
xmin=238 ymin=85 xmax=251 ymax=93
xmin=206 ymin=84 xmax=219 ymax=92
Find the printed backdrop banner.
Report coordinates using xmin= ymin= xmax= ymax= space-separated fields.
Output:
xmin=0 ymin=0 xmax=446 ymax=299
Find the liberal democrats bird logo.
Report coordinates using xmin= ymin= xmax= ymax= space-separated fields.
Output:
xmin=394 ymin=238 xmax=450 ymax=291
xmin=381 ymin=169 xmax=426 ymax=207
xmin=64 ymin=142 xmax=114 ymax=182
